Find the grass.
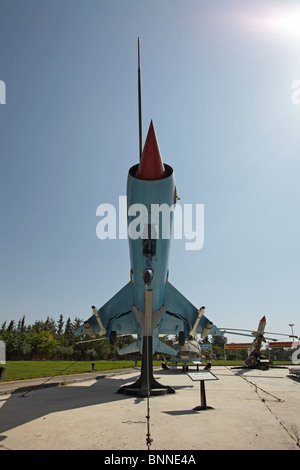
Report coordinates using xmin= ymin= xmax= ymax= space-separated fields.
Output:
xmin=0 ymin=360 xmax=146 ymax=382
xmin=0 ymin=359 xmax=293 ymax=382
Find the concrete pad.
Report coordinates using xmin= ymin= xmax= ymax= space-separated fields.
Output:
xmin=0 ymin=366 xmax=299 ymax=450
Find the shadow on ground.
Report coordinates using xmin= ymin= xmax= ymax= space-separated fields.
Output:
xmin=0 ymin=370 xmax=193 ymax=438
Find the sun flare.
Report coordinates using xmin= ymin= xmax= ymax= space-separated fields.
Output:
xmin=268 ymin=7 xmax=300 ymax=38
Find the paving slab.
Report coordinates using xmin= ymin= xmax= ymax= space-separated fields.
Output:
xmin=0 ymin=366 xmax=299 ymax=451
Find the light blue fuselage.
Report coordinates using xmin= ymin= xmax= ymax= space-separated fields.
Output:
xmin=127 ymin=163 xmax=175 ymax=352
xmin=128 ymin=164 xmax=175 ymax=310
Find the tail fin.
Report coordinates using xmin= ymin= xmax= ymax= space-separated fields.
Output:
xmin=117 ymin=338 xmax=178 ymax=357
xmin=118 ymin=340 xmax=141 ymax=356
xmin=156 ymin=340 xmax=179 ymax=356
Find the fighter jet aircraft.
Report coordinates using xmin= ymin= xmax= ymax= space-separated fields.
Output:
xmin=74 ymin=121 xmax=222 ymax=394
xmin=74 ymin=44 xmax=222 ymax=396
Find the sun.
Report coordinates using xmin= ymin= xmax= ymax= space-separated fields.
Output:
xmin=268 ymin=7 xmax=300 ymax=38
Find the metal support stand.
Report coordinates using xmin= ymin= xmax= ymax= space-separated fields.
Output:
xmin=193 ymin=380 xmax=213 ymax=411
xmin=118 ymin=285 xmax=175 ymax=397
xmin=187 ymin=370 xmax=218 ymax=411
xmin=118 ymin=336 xmax=175 ymax=396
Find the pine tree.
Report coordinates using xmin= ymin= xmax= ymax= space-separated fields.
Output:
xmin=7 ymin=320 xmax=15 ymax=332
xmin=64 ymin=317 xmax=74 ymax=345
xmin=17 ymin=315 xmax=26 ymax=333
xmin=57 ymin=314 xmax=64 ymax=335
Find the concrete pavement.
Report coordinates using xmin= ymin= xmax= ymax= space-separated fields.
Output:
xmin=0 ymin=368 xmax=136 ymax=396
xmin=0 ymin=366 xmax=299 ymax=450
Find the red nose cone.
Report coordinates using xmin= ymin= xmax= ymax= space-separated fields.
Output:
xmin=135 ymin=121 xmax=167 ymax=180
xmin=261 ymin=316 xmax=266 ymax=323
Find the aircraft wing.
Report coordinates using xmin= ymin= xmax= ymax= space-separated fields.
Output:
xmin=159 ymin=282 xmax=222 ymax=338
xmin=74 ymin=282 xmax=137 ymax=338
xmin=74 ymin=280 xmax=223 ymax=341
xmin=219 ymin=327 xmax=298 ymax=341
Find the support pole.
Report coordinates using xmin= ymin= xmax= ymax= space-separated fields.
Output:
xmin=118 ymin=289 xmax=175 ymax=397
xmin=118 ymin=336 xmax=174 ymax=396
xmin=193 ymin=380 xmax=213 ymax=411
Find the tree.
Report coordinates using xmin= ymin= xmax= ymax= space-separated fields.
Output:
xmin=31 ymin=320 xmax=46 ymax=333
xmin=17 ymin=315 xmax=26 ymax=333
xmin=64 ymin=317 xmax=74 ymax=345
xmin=7 ymin=320 xmax=15 ymax=332
xmin=212 ymin=335 xmax=227 ymax=347
xmin=85 ymin=348 xmax=97 ymax=360
xmin=37 ymin=331 xmax=58 ymax=359
xmin=57 ymin=314 xmax=64 ymax=335
xmin=0 ymin=313 xmax=139 ymax=361
xmin=44 ymin=316 xmax=56 ymax=335
xmin=55 ymin=345 xmax=74 ymax=360
xmin=211 ymin=335 xmax=227 ymax=359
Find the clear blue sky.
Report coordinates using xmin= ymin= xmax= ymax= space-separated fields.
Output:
xmin=0 ymin=0 xmax=299 ymax=342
